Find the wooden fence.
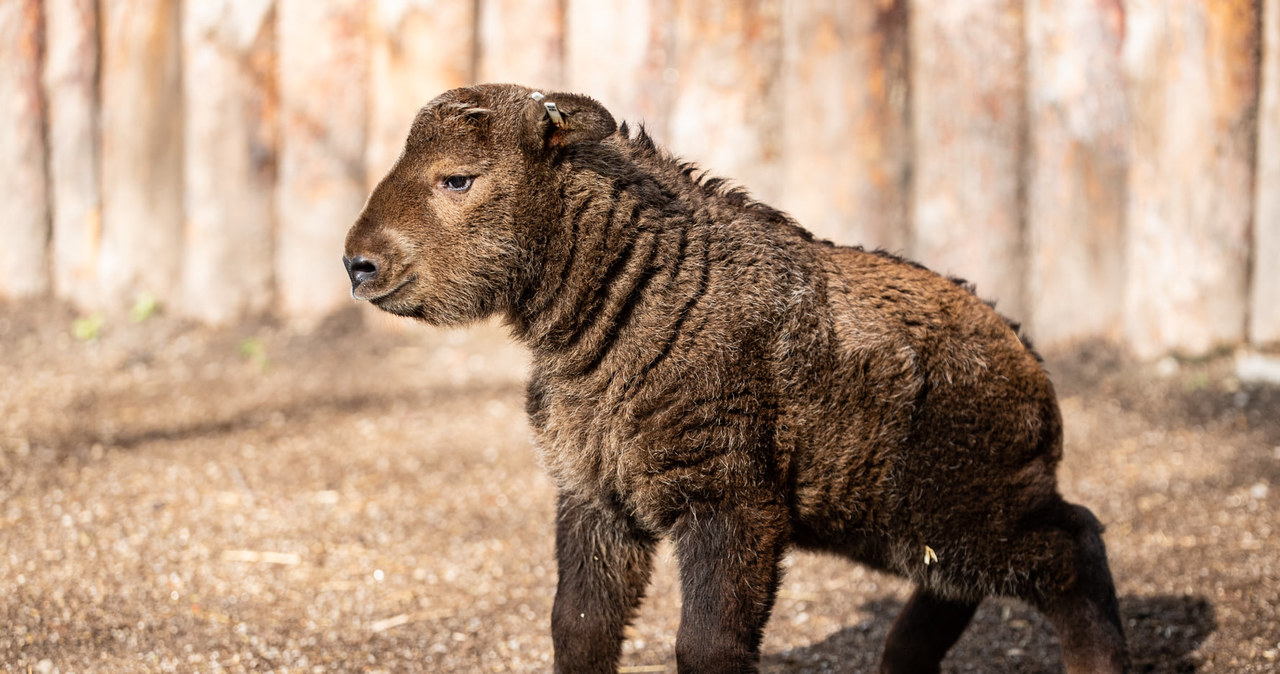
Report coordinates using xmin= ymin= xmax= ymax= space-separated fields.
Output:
xmin=1 ymin=0 xmax=1277 ymax=358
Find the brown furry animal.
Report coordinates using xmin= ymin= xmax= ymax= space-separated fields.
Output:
xmin=343 ymin=84 xmax=1128 ymax=674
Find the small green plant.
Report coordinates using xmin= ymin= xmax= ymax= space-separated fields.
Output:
xmin=238 ymin=337 xmax=269 ymax=371
xmin=1184 ymin=371 xmax=1211 ymax=392
xmin=72 ymin=313 xmax=105 ymax=341
xmin=130 ymin=291 xmax=159 ymax=323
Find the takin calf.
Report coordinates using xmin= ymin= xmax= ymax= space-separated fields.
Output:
xmin=343 ymin=84 xmax=1128 ymax=674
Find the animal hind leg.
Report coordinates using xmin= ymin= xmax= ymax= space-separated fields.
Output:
xmin=878 ymin=587 xmax=980 ymax=674
xmin=1031 ymin=504 xmax=1128 ymax=674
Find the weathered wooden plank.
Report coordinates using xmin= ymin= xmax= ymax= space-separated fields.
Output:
xmin=181 ymin=0 xmax=277 ymax=325
xmin=276 ymin=0 xmax=369 ymax=320
xmin=1254 ymin=0 xmax=1280 ymax=347
xmin=0 ymin=0 xmax=51 ymax=299
xmin=99 ymin=0 xmax=183 ymax=308
xmin=43 ymin=0 xmax=100 ymax=308
xmin=1122 ymin=0 xmax=1258 ymax=358
xmin=909 ymin=0 xmax=1028 ymax=322
xmin=666 ymin=0 xmax=784 ymax=205
xmin=565 ymin=0 xmax=674 ymax=139
xmin=477 ymin=0 xmax=564 ymax=88
xmin=1025 ymin=0 xmax=1128 ymax=348
xmin=778 ymin=0 xmax=909 ymax=249
xmin=367 ymin=0 xmax=474 ymax=189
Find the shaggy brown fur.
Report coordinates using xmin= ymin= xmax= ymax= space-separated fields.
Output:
xmin=344 ymin=84 xmax=1128 ymax=674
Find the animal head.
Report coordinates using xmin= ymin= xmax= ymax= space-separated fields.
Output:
xmin=343 ymin=84 xmax=617 ymax=324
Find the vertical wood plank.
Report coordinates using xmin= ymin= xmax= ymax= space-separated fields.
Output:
xmin=910 ymin=0 xmax=1028 ymax=321
xmin=0 ymin=0 xmax=51 ymax=299
xmin=181 ymin=0 xmax=277 ymax=325
xmin=43 ymin=0 xmax=100 ymax=308
xmin=367 ymin=0 xmax=474 ymax=189
xmin=565 ymin=0 xmax=674 ymax=139
xmin=1122 ymin=0 xmax=1258 ymax=358
xmin=778 ymin=0 xmax=910 ymax=249
xmin=1254 ymin=0 xmax=1280 ymax=347
xmin=1025 ymin=0 xmax=1128 ymax=348
xmin=477 ymin=0 xmax=564 ymax=88
xmin=276 ymin=0 xmax=369 ymax=320
xmin=99 ymin=0 xmax=183 ymax=308
xmin=666 ymin=0 xmax=784 ymax=204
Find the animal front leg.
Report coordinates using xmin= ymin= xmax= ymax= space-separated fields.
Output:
xmin=551 ymin=492 xmax=656 ymax=674
xmin=672 ymin=499 xmax=788 ymax=674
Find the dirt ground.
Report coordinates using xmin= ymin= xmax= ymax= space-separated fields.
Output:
xmin=1 ymin=298 xmax=1277 ymax=673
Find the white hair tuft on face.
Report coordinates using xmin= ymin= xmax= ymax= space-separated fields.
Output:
xmin=441 ymin=100 xmax=493 ymax=121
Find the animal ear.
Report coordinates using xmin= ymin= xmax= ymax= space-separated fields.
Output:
xmin=523 ymin=92 xmax=617 ymax=152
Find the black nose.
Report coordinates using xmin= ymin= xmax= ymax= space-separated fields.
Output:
xmin=343 ymin=255 xmax=379 ymax=291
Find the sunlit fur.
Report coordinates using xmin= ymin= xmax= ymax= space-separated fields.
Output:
xmin=344 ymin=84 xmax=1128 ymax=674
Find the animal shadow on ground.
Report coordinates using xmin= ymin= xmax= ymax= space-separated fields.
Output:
xmin=762 ymin=594 xmax=1215 ymax=673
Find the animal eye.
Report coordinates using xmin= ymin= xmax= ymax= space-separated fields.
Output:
xmin=441 ymin=175 xmax=473 ymax=192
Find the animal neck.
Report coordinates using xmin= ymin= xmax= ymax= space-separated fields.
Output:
xmin=508 ymin=167 xmax=681 ymax=377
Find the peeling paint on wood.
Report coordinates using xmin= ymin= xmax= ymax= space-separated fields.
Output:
xmin=478 ymin=0 xmax=564 ymax=88
xmin=1253 ymin=0 xmax=1280 ymax=347
xmin=1122 ymin=0 xmax=1258 ymax=358
xmin=181 ymin=0 xmax=278 ymax=325
xmin=1026 ymin=0 xmax=1128 ymax=348
xmin=778 ymin=0 xmax=910 ymax=250
xmin=666 ymin=0 xmax=784 ymax=205
xmin=43 ymin=0 xmax=100 ymax=308
xmin=0 ymin=0 xmax=51 ymax=299
xmin=909 ymin=0 xmax=1028 ymax=323
xmin=99 ymin=0 xmax=184 ymax=308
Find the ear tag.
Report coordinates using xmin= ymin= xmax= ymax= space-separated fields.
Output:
xmin=529 ymin=91 xmax=567 ymax=128
xmin=544 ymin=101 xmax=566 ymax=127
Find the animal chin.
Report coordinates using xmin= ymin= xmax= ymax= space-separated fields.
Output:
xmin=378 ymin=300 xmax=426 ymax=319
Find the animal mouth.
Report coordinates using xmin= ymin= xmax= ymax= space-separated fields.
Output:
xmin=356 ymin=274 xmax=416 ymax=303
